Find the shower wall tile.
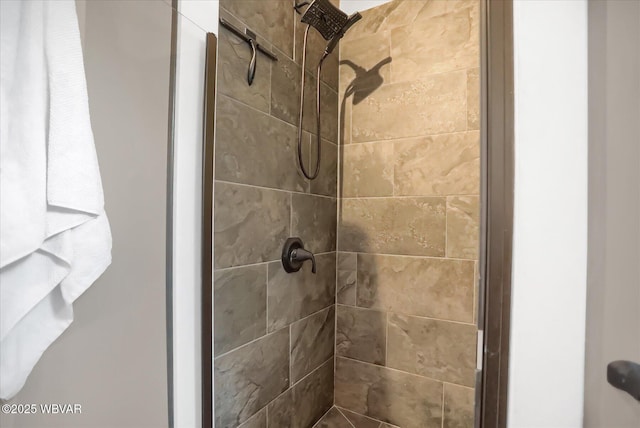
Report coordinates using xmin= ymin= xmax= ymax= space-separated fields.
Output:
xmin=267 ymin=253 xmax=336 ymax=332
xmin=294 ymin=16 xmax=339 ymax=90
xmin=310 ymin=139 xmax=338 ymax=197
xmin=214 ymin=328 xmax=289 ymax=428
xmin=443 ymin=384 xmax=476 ymax=428
xmin=336 ymin=305 xmax=386 ymax=365
xmin=467 ymin=67 xmax=480 ymax=130
xmin=238 ymin=408 xmax=266 ymax=428
xmin=267 ymin=359 xmax=334 ymax=428
xmin=446 ymin=196 xmax=480 ymax=259
xmin=339 ymin=31 xmax=392 ymax=95
xmin=339 ymin=198 xmax=446 ymax=257
xmin=291 ymin=193 xmax=337 ymax=253
xmin=271 ymin=51 xmax=302 ymax=126
xmin=357 ymin=254 xmax=475 ymax=323
xmin=386 ymin=314 xmax=477 ymax=386
xmin=218 ymin=24 xmax=271 ymax=113
xmin=338 ymin=408 xmax=383 ymax=428
xmin=215 ymin=95 xmax=308 ymax=192
xmin=337 ymin=252 xmax=357 ymax=305
xmin=390 ymin=4 xmax=479 ymax=81
xmin=342 ymin=142 xmax=394 ymax=197
xmin=214 ymin=265 xmax=267 ymax=356
xmin=351 ymin=71 xmax=467 ymax=143
xmin=303 ymin=75 xmax=340 ymax=144
xmin=334 ymin=357 xmax=443 ymax=428
xmin=220 ymin=0 xmax=294 ymax=58
xmin=314 ymin=407 xmax=352 ymax=428
xmin=214 ymin=182 xmax=290 ymax=269
xmin=393 ymin=131 xmax=480 ymax=196
xmin=290 ymin=306 xmax=335 ymax=383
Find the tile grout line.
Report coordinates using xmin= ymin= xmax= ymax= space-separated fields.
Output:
xmin=215 ymin=178 xmax=338 ymax=200
xmin=347 ymin=250 xmax=478 ymax=263
xmin=348 ymin=128 xmax=480 ymax=145
xmin=335 ymin=303 xmax=477 ymax=327
xmin=341 ymin=193 xmax=481 ymax=200
xmin=441 ymin=383 xmax=446 ymax=428
xmin=337 ymin=355 xmax=474 ymax=389
xmin=335 ymin=407 xmax=356 ymax=428
xmin=214 ymin=250 xmax=337 ymax=272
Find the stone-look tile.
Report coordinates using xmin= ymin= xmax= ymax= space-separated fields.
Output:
xmin=351 ymin=71 xmax=467 ymax=143
xmin=314 ymin=407 xmax=352 ymax=428
xmin=291 ymin=194 xmax=337 ymax=253
xmin=303 ymin=74 xmax=339 ymax=144
xmin=214 ymin=182 xmax=290 ymax=269
xmin=467 ymin=68 xmax=480 ymax=130
xmin=393 ymin=131 xmax=480 ymax=196
xmin=443 ymin=384 xmax=475 ymax=428
xmin=295 ymin=16 xmax=339 ymax=91
xmin=339 ymin=91 xmax=352 ymax=146
xmin=340 ymin=31 xmax=392 ymax=104
xmin=386 ymin=314 xmax=477 ymax=386
xmin=341 ymin=0 xmax=474 ymax=43
xmin=291 ymin=306 xmax=335 ymax=383
xmin=336 ymin=305 xmax=386 ymax=365
xmin=214 ymin=265 xmax=267 ymax=356
xmin=267 ymin=253 xmax=336 ymax=332
xmin=310 ymin=139 xmax=338 ymax=197
xmin=447 ymin=196 xmax=480 ymax=259
xmin=342 ymin=141 xmax=394 ymax=197
xmin=357 ymin=254 xmax=475 ymax=323
xmin=218 ymin=23 xmax=270 ymax=113
xmin=215 ymin=96 xmax=308 ymax=192
xmin=214 ymin=328 xmax=289 ymax=428
xmin=239 ymin=408 xmax=267 ymax=428
xmin=334 ymin=357 xmax=443 ymax=428
xmin=390 ymin=5 xmax=479 ymax=81
xmin=271 ymin=51 xmax=302 ymax=127
xmin=220 ymin=0 xmax=294 ymax=58
xmin=267 ymin=359 xmax=334 ymax=428
xmin=338 ymin=408 xmax=382 ymax=428
xmin=339 ymin=198 xmax=446 ymax=257
xmin=337 ymin=252 xmax=357 ymax=305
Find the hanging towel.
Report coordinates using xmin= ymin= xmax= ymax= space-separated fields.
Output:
xmin=0 ymin=0 xmax=112 ymax=399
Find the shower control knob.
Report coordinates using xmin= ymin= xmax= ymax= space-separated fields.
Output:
xmin=282 ymin=237 xmax=316 ymax=274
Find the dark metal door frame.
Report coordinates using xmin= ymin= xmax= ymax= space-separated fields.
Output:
xmin=477 ymin=0 xmax=515 ymax=426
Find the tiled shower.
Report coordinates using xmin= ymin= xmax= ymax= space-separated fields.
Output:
xmin=213 ymin=1 xmax=480 ymax=427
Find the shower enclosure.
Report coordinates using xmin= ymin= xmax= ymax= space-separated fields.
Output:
xmin=212 ymin=1 xmax=483 ymax=427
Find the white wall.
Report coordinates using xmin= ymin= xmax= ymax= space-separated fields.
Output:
xmin=171 ymin=1 xmax=217 ymax=427
xmin=340 ymin=0 xmax=392 ymax=15
xmin=508 ymin=1 xmax=588 ymax=427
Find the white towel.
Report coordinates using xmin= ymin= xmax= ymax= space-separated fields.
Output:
xmin=0 ymin=0 xmax=112 ymax=399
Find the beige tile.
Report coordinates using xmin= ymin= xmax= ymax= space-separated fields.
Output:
xmin=394 ymin=131 xmax=480 ymax=196
xmin=387 ymin=314 xmax=477 ymax=386
xmin=267 ymin=359 xmax=334 ymax=428
xmin=339 ymin=198 xmax=446 ymax=257
xmin=215 ymin=96 xmax=308 ymax=192
xmin=294 ymin=15 xmax=339 ymax=90
xmin=340 ymin=31 xmax=392 ymax=105
xmin=310 ymin=139 xmax=338 ymax=197
xmin=220 ymin=0 xmax=294 ymax=58
xmin=339 ymin=91 xmax=352 ymax=146
xmin=218 ymin=20 xmax=271 ymax=112
xmin=338 ymin=408 xmax=383 ymax=428
xmin=337 ymin=252 xmax=357 ymax=305
xmin=291 ymin=306 xmax=335 ymax=383
xmin=238 ymin=408 xmax=266 ymax=428
xmin=342 ymin=142 xmax=394 ymax=197
xmin=334 ymin=357 xmax=443 ymax=428
xmin=340 ymin=1 xmax=425 ymax=42
xmin=270 ymin=50 xmax=302 ymax=127
xmin=214 ymin=265 xmax=267 ymax=356
xmin=314 ymin=407 xmax=353 ymax=428
xmin=447 ymin=196 xmax=480 ymax=259
xmin=214 ymin=182 xmax=290 ymax=269
xmin=390 ymin=4 xmax=479 ymax=82
xmin=336 ymin=305 xmax=386 ymax=365
xmin=357 ymin=254 xmax=475 ymax=323
xmin=214 ymin=328 xmax=289 ymax=427
xmin=352 ymin=72 xmax=467 ymax=143
xmin=291 ymin=194 xmax=337 ymax=254
xmin=467 ymin=68 xmax=480 ymax=130
xmin=267 ymin=253 xmax=336 ymax=332
xmin=303 ymin=75 xmax=339 ymax=144
xmin=443 ymin=384 xmax=476 ymax=428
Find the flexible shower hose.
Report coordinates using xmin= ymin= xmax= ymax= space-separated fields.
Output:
xmin=297 ymin=24 xmax=328 ymax=180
